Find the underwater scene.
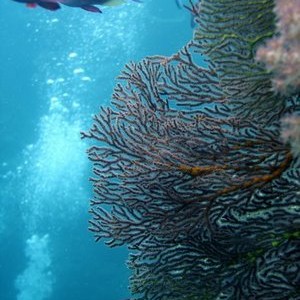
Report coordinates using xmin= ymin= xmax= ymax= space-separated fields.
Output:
xmin=0 ymin=0 xmax=300 ymax=299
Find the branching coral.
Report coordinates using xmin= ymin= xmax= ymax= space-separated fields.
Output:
xmin=193 ymin=0 xmax=282 ymax=121
xmin=82 ymin=0 xmax=300 ymax=299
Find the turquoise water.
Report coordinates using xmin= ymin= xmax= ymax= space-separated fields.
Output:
xmin=0 ymin=1 xmax=192 ymax=299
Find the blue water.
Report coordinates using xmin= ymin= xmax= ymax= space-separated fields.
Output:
xmin=0 ymin=1 xmax=192 ymax=299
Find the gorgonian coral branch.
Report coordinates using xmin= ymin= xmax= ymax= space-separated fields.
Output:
xmin=193 ymin=0 xmax=284 ymax=121
xmin=83 ymin=0 xmax=300 ymax=299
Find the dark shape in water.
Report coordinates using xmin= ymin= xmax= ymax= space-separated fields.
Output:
xmin=12 ymin=0 xmax=141 ymax=12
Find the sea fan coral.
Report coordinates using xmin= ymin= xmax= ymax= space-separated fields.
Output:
xmin=82 ymin=0 xmax=300 ymax=299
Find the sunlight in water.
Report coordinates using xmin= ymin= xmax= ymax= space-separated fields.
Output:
xmin=0 ymin=2 xmax=148 ymax=299
xmin=19 ymin=1 xmax=145 ymax=231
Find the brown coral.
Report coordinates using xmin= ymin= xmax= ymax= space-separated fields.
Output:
xmin=83 ymin=0 xmax=300 ymax=299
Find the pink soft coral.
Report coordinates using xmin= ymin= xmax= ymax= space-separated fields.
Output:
xmin=281 ymin=114 xmax=300 ymax=157
xmin=256 ymin=0 xmax=300 ymax=95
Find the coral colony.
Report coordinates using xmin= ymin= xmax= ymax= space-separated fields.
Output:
xmin=82 ymin=0 xmax=300 ymax=299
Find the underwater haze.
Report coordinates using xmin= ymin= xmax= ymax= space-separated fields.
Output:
xmin=0 ymin=1 xmax=192 ymax=299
